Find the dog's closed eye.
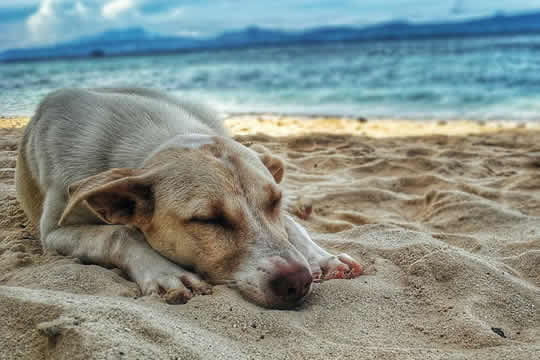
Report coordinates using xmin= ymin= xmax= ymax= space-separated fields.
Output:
xmin=191 ymin=215 xmax=234 ymax=229
xmin=270 ymin=196 xmax=281 ymax=210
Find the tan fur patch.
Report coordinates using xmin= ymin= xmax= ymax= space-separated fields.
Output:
xmin=15 ymin=136 xmax=44 ymax=230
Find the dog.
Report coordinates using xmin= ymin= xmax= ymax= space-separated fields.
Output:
xmin=16 ymin=88 xmax=363 ymax=308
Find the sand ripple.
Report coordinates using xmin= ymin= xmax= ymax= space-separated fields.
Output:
xmin=1 ymin=122 xmax=539 ymax=359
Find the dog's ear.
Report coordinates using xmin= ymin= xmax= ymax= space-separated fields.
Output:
xmin=59 ymin=168 xmax=156 ymax=228
xmin=250 ymin=144 xmax=285 ymax=183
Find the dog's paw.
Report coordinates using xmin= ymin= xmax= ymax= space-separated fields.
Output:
xmin=312 ymin=253 xmax=364 ymax=282
xmin=141 ymin=271 xmax=212 ymax=304
xmin=290 ymin=198 xmax=313 ymax=220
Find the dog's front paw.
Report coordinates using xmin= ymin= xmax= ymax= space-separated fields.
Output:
xmin=141 ymin=270 xmax=212 ymax=304
xmin=312 ymin=253 xmax=364 ymax=282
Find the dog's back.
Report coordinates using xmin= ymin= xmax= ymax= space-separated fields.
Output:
xmin=16 ymin=88 xmax=363 ymax=308
xmin=17 ymin=88 xmax=227 ymax=227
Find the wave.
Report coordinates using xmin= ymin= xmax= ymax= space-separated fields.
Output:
xmin=2 ymin=35 xmax=540 ymax=120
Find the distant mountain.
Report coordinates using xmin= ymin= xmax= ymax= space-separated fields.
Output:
xmin=3 ymin=11 xmax=540 ymax=62
xmin=208 ymin=26 xmax=293 ymax=46
xmin=0 ymin=27 xmax=202 ymax=61
xmin=76 ymin=27 xmax=156 ymax=44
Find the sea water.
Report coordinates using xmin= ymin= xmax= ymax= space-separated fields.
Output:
xmin=2 ymin=34 xmax=540 ymax=121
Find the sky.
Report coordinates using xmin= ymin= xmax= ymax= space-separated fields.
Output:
xmin=1 ymin=0 xmax=540 ymax=50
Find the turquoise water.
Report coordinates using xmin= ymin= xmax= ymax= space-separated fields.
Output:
xmin=2 ymin=34 xmax=540 ymax=120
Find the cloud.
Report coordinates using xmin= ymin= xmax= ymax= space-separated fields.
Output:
xmin=24 ymin=0 xmax=140 ymax=45
xmin=102 ymin=0 xmax=136 ymax=19
xmin=26 ymin=0 xmax=60 ymax=43
xmin=21 ymin=0 xmax=186 ymax=46
xmin=1 ymin=0 xmax=540 ymax=50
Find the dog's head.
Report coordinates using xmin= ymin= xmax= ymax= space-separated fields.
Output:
xmin=60 ymin=135 xmax=312 ymax=308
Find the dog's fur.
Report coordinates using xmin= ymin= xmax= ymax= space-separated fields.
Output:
xmin=16 ymin=88 xmax=363 ymax=308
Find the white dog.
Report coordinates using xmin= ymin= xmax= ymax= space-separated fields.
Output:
xmin=16 ymin=88 xmax=363 ymax=308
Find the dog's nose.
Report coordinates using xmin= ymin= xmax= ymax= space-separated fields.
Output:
xmin=269 ymin=263 xmax=313 ymax=305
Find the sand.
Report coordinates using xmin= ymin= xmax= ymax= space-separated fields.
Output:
xmin=1 ymin=115 xmax=539 ymax=359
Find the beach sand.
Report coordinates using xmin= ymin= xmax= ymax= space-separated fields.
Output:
xmin=1 ymin=116 xmax=539 ymax=359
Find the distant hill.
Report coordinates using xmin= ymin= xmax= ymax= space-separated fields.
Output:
xmin=3 ymin=11 xmax=540 ymax=62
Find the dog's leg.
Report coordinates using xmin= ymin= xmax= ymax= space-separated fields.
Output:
xmin=40 ymin=189 xmax=211 ymax=304
xmin=43 ymin=225 xmax=211 ymax=303
xmin=284 ymin=215 xmax=364 ymax=282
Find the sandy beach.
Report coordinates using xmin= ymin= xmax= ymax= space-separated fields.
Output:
xmin=1 ymin=115 xmax=539 ymax=359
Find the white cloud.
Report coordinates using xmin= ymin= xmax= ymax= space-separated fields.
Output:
xmin=20 ymin=0 xmax=187 ymax=47
xmin=2 ymin=0 xmax=540 ymax=50
xmin=26 ymin=0 xmax=58 ymax=43
xmin=102 ymin=0 xmax=136 ymax=19
xmin=24 ymin=0 xmax=139 ymax=45
xmin=74 ymin=1 xmax=88 ymax=16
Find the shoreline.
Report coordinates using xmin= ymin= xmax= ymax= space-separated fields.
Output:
xmin=2 ymin=115 xmax=539 ymax=138
xmin=225 ymin=114 xmax=540 ymax=137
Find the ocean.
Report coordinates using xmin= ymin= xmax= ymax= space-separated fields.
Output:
xmin=2 ymin=34 xmax=540 ymax=121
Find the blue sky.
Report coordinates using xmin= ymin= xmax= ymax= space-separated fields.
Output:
xmin=1 ymin=0 xmax=540 ymax=50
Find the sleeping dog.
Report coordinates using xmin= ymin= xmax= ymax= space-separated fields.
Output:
xmin=16 ymin=88 xmax=363 ymax=308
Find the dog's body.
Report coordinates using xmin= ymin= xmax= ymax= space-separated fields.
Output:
xmin=17 ymin=88 xmax=363 ymax=308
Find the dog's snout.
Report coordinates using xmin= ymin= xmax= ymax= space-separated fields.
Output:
xmin=269 ymin=263 xmax=312 ymax=306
